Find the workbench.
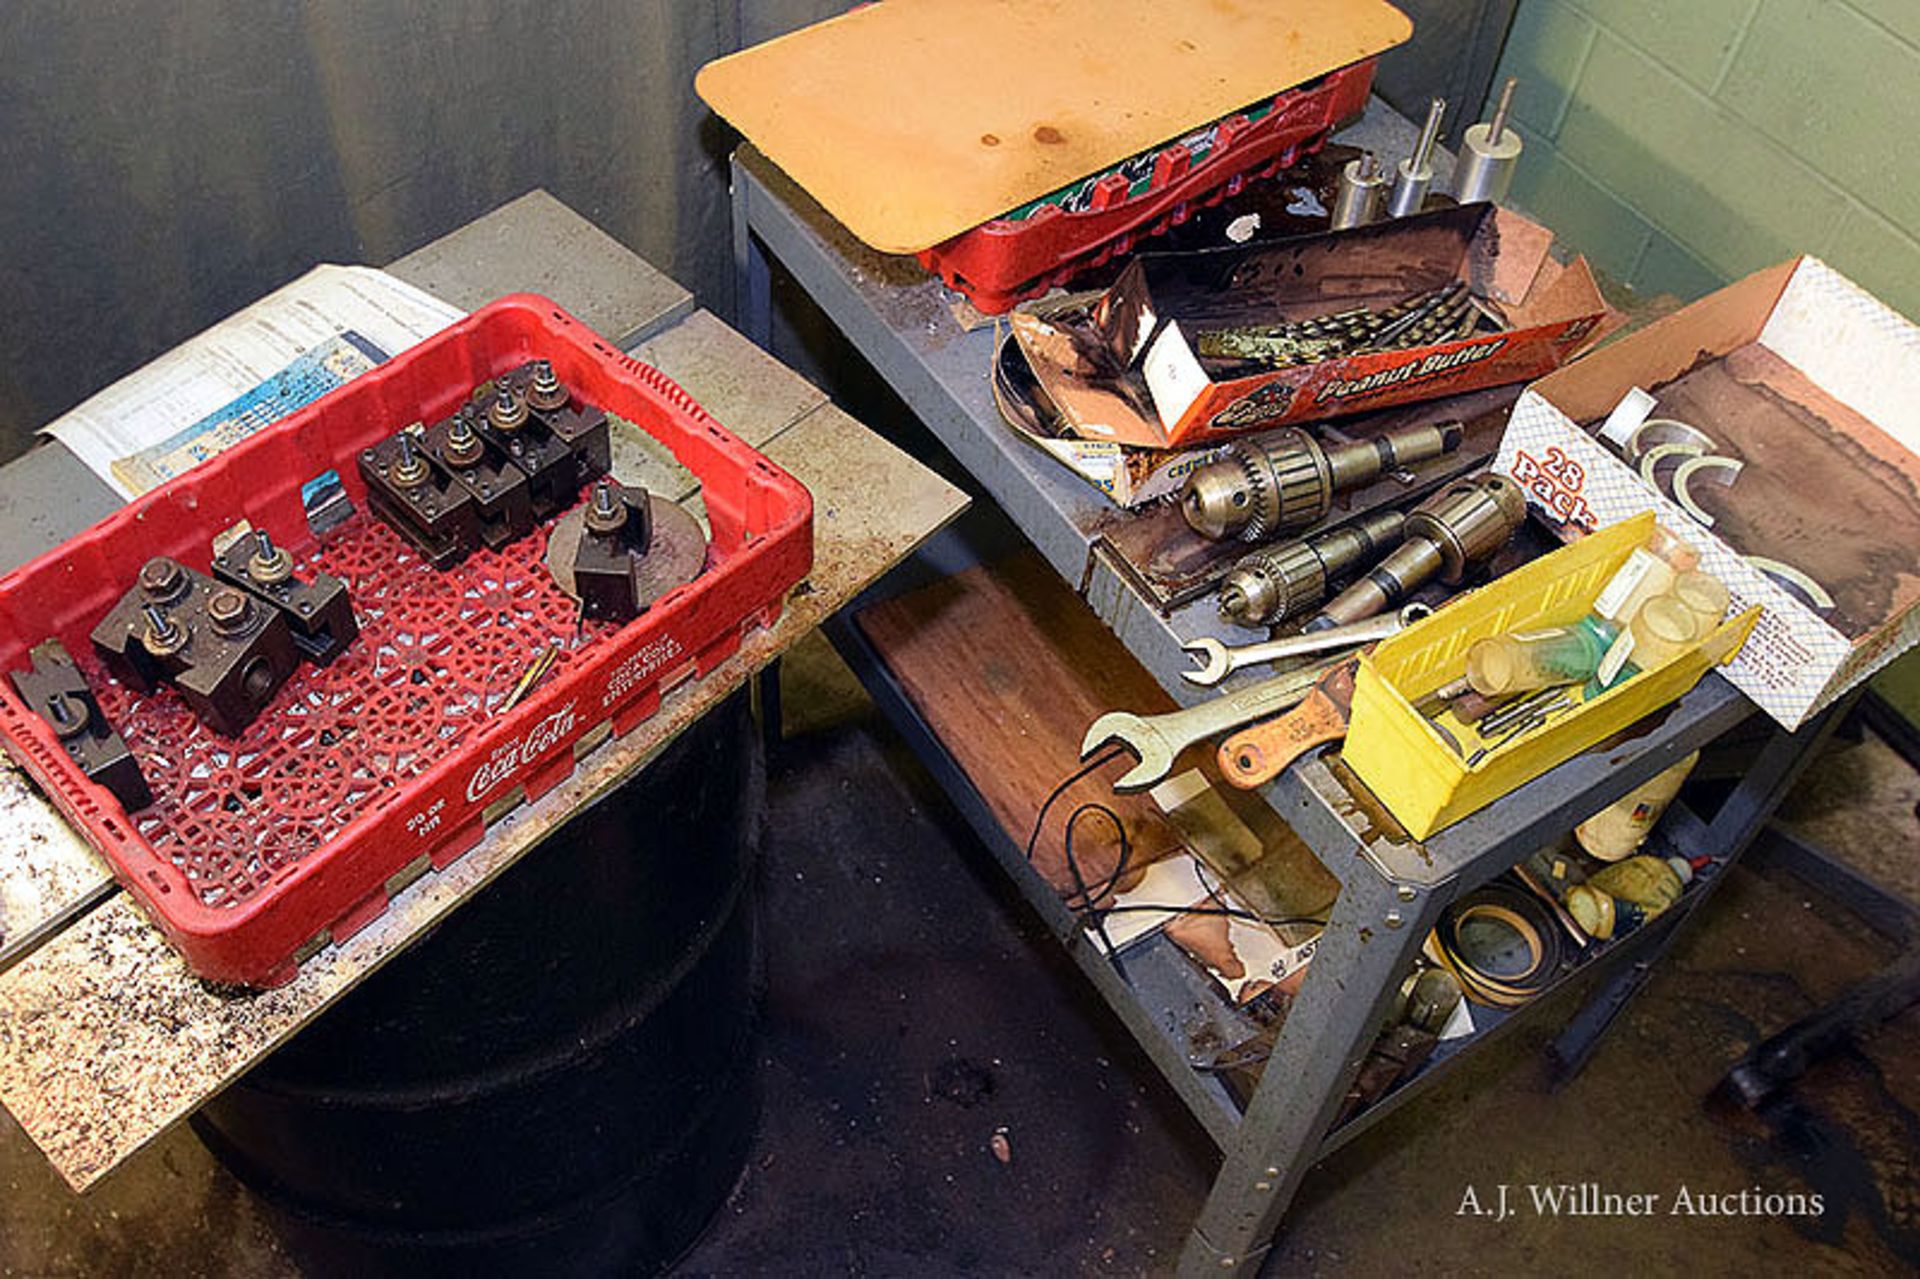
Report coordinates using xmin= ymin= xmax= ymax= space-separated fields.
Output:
xmin=728 ymin=104 xmax=1851 ymax=1274
xmin=0 ymin=191 xmax=966 ymax=1192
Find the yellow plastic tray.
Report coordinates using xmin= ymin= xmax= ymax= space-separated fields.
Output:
xmin=1344 ymin=513 xmax=1758 ymax=840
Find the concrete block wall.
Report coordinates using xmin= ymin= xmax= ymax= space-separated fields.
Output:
xmin=1494 ymin=0 xmax=1920 ymax=720
xmin=1493 ymin=0 xmax=1920 ymax=317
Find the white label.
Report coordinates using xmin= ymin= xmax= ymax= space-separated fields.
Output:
xmin=1142 ymin=321 xmax=1212 ymax=432
xmin=1593 ymin=549 xmax=1658 ymax=621
xmin=1598 ymin=385 xmax=1657 ymax=447
xmin=1225 ymin=213 xmax=1262 ymax=243
xmin=1597 ymin=628 xmax=1636 ymax=686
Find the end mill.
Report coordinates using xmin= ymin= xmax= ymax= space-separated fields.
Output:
xmin=1180 ymin=421 xmax=1465 ymax=542
xmin=1331 ymin=153 xmax=1388 ymax=230
xmin=1305 ymin=473 xmax=1527 ymax=630
xmin=1454 ymin=77 xmax=1523 ymax=205
xmin=1389 ymin=98 xmax=1448 ymax=218
xmin=1217 ymin=508 xmax=1409 ymax=628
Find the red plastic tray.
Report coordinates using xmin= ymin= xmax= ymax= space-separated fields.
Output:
xmin=916 ymin=59 xmax=1376 ymax=314
xmin=0 ymin=295 xmax=813 ymax=986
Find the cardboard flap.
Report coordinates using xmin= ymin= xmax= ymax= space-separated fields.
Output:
xmin=1507 ymin=255 xmax=1619 ymax=348
xmin=696 ymin=0 xmax=1411 ymax=253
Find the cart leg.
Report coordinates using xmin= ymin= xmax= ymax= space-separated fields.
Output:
xmin=1177 ymin=870 xmax=1448 ymax=1275
xmin=730 ymin=151 xmax=773 ymax=350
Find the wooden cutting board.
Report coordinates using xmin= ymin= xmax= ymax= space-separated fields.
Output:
xmin=697 ymin=0 xmax=1411 ymax=253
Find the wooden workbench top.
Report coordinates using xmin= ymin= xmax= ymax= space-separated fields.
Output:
xmin=0 ymin=199 xmax=966 ymax=1191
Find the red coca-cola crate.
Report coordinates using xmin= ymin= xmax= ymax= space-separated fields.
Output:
xmin=917 ymin=59 xmax=1377 ymax=314
xmin=0 ymin=295 xmax=813 ymax=986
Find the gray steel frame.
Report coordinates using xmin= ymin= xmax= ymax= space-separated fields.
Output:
xmin=730 ymin=139 xmax=1842 ymax=1275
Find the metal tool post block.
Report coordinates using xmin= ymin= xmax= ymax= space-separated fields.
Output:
xmin=210 ymin=528 xmax=358 ymax=665
xmin=573 ymin=480 xmax=655 ymax=620
xmin=90 ymin=557 xmax=301 ymax=737
xmin=360 ymin=429 xmax=484 ymax=570
xmin=524 ymin=358 xmax=613 ymax=479
xmin=423 ymin=406 xmax=534 ymax=548
xmin=7 ymin=638 xmax=150 ymax=810
xmin=481 ymin=363 xmax=603 ymax=518
xmin=1180 ymin=421 xmax=1462 ymax=542
xmin=553 ymin=480 xmax=709 ymax=623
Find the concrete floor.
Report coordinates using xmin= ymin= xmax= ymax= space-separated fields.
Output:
xmin=2 ymin=632 xmax=1917 ymax=1276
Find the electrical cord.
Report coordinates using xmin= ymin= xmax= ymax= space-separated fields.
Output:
xmin=1026 ymin=749 xmax=1332 ymax=986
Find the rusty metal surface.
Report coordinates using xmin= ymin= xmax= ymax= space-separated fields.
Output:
xmin=0 ymin=771 xmax=111 ymax=973
xmin=0 ymin=367 xmax=964 ymax=1191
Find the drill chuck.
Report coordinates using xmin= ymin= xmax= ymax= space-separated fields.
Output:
xmin=1181 ymin=421 xmax=1463 ymax=542
xmin=1306 ymin=473 xmax=1526 ymax=629
xmin=1217 ymin=509 xmax=1408 ymax=628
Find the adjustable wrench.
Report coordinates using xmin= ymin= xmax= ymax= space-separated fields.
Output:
xmin=1180 ymin=603 xmax=1430 ymax=687
xmin=1081 ymin=655 xmax=1345 ymax=793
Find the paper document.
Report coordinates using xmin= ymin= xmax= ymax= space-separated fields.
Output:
xmin=44 ymin=265 xmax=462 ymax=498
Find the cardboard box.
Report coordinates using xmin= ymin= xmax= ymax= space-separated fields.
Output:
xmin=1345 ymin=513 xmax=1757 ymax=839
xmin=1009 ymin=203 xmax=1614 ymax=450
xmin=992 ymin=319 xmax=1223 ymax=506
xmin=1493 ymin=257 xmax=1920 ymax=731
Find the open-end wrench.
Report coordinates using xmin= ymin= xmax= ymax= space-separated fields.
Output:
xmin=1180 ymin=603 xmax=1431 ymax=687
xmin=1082 ymin=655 xmax=1346 ymax=793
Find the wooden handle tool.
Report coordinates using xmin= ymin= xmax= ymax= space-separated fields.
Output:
xmin=1218 ymin=658 xmax=1359 ymax=789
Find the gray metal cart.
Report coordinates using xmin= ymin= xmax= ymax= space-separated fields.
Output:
xmin=728 ymin=122 xmax=1848 ymax=1273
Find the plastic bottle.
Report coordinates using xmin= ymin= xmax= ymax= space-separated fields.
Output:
xmin=1465 ymin=615 xmax=1615 ymax=696
xmin=1574 ymin=751 xmax=1699 ymax=861
xmin=1627 ymin=595 xmax=1700 ymax=671
xmin=1647 ymin=525 xmax=1701 ymax=574
xmin=1671 ymin=570 xmax=1730 ymax=632
xmin=1592 ymin=527 xmax=1701 ymax=629
xmin=1564 ymin=854 xmax=1695 ymax=940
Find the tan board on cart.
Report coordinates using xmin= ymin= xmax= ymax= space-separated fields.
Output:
xmin=696 ymin=0 xmax=1412 ymax=253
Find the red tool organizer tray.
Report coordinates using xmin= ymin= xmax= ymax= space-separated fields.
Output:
xmin=0 ymin=295 xmax=813 ymax=987
xmin=916 ymin=58 xmax=1377 ymax=314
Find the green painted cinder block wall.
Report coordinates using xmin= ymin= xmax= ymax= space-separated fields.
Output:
xmin=1493 ymin=0 xmax=1920 ymax=719
xmin=1494 ymin=0 xmax=1920 ymax=315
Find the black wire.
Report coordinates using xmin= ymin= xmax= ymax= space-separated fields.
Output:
xmin=1058 ymin=803 xmax=1133 ymax=908
xmin=1027 ymin=748 xmax=1332 ymax=987
xmin=1023 ymin=746 xmax=1123 ymax=866
xmin=1025 ymin=746 xmax=1136 ymax=982
xmin=1060 ymin=799 xmax=1132 ymax=987
xmin=1095 ymin=904 xmax=1331 ymax=929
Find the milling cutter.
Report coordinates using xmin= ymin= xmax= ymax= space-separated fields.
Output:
xmin=1180 ymin=421 xmax=1464 ymax=542
xmin=1305 ymin=473 xmax=1527 ymax=630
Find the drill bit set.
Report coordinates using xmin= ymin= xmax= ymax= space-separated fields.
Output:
xmin=1006 ymin=200 xmax=1606 ymax=451
xmin=1195 ymin=282 xmax=1500 ymax=373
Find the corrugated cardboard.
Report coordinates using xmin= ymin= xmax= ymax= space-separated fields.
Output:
xmin=1494 ymin=257 xmax=1920 ymax=730
xmin=1010 ymin=203 xmax=1614 ymax=449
